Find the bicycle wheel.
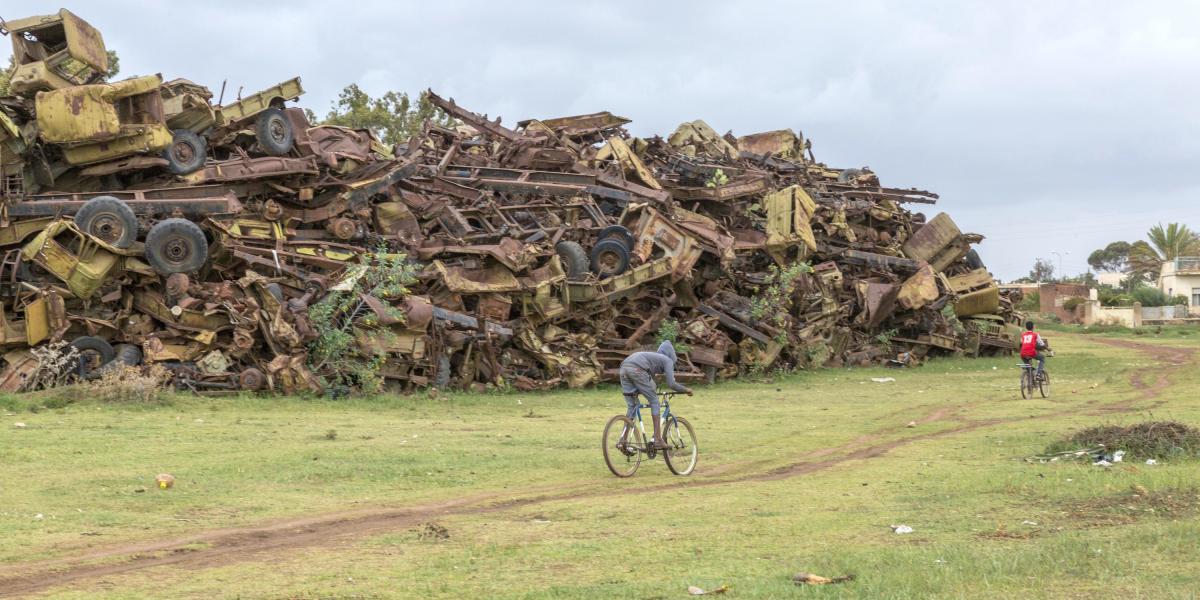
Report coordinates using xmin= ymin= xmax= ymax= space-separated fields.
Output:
xmin=663 ymin=416 xmax=698 ymax=476
xmin=602 ymin=415 xmax=642 ymax=477
xmin=1020 ymin=369 xmax=1032 ymax=399
xmin=1039 ymin=371 xmax=1051 ymax=398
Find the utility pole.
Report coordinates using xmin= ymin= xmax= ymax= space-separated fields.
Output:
xmin=1051 ymin=251 xmax=1069 ymax=279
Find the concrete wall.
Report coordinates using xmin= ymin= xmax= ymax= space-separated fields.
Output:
xmin=1082 ymin=301 xmax=1141 ymax=327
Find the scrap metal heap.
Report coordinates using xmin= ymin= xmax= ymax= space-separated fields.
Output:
xmin=0 ymin=9 xmax=1022 ymax=394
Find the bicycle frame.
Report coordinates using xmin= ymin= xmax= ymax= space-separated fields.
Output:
xmin=626 ymin=391 xmax=677 ymax=447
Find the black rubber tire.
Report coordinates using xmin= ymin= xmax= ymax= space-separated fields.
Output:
xmin=256 ymin=108 xmax=294 ymax=156
xmin=70 ymin=336 xmax=115 ymax=379
xmin=555 ymin=241 xmax=589 ymax=280
xmin=965 ymin=249 xmax=985 ymax=270
xmin=590 ymin=238 xmax=631 ymax=278
xmin=1020 ymin=367 xmax=1033 ymax=399
xmin=88 ymin=344 xmax=144 ymax=380
xmin=663 ymin=416 xmax=698 ymax=476
xmin=145 ymin=218 xmax=208 ymax=275
xmin=598 ymin=225 xmax=635 ymax=250
xmin=74 ymin=196 xmax=138 ymax=249
xmin=1039 ymin=371 xmax=1051 ymax=399
xmin=602 ymin=415 xmax=642 ymax=478
xmin=163 ymin=129 xmax=207 ymax=175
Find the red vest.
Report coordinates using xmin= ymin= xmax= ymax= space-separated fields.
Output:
xmin=1020 ymin=331 xmax=1040 ymax=358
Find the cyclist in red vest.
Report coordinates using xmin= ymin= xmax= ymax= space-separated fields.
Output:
xmin=1019 ymin=321 xmax=1049 ymax=377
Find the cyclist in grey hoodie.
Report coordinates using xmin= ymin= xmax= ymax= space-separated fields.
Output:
xmin=619 ymin=340 xmax=693 ymax=449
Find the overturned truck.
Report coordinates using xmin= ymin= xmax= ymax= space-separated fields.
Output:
xmin=0 ymin=9 xmax=1022 ymax=394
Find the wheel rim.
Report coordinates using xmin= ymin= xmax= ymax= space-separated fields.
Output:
xmin=603 ymin=416 xmax=641 ymax=477
xmin=664 ymin=418 xmax=698 ymax=475
xmin=597 ymin=250 xmax=622 ymax=275
xmin=267 ymin=116 xmax=287 ymax=144
xmin=171 ymin=140 xmax=197 ymax=164
xmin=161 ymin=236 xmax=193 ymax=267
xmin=88 ymin=212 xmax=126 ymax=245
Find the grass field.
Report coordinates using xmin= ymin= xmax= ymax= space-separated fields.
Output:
xmin=1 ymin=329 xmax=1199 ymax=599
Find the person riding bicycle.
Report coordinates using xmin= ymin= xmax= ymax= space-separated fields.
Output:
xmin=619 ymin=340 xmax=693 ymax=450
xmin=1019 ymin=321 xmax=1050 ymax=378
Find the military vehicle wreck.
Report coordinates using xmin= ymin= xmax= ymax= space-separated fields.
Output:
xmin=0 ymin=9 xmax=1023 ymax=395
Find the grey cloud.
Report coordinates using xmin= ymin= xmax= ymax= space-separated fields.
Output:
xmin=5 ymin=0 xmax=1197 ymax=279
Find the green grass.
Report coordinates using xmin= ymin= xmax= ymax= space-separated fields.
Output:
xmin=2 ymin=332 xmax=1199 ymax=598
xmin=1039 ymin=320 xmax=1199 ymax=339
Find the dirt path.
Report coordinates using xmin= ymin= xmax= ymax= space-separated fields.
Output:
xmin=1 ymin=336 xmax=1192 ymax=597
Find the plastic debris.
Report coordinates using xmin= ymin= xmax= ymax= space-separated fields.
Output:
xmin=891 ymin=524 xmax=914 ymax=534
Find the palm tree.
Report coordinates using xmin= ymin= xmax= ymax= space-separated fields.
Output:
xmin=1127 ymin=223 xmax=1200 ymax=283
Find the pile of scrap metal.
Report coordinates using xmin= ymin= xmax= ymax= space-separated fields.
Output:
xmin=0 ymin=9 xmax=1022 ymax=395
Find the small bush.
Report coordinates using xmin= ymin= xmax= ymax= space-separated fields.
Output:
xmin=1018 ymin=291 xmax=1040 ymax=311
xmin=83 ymin=364 xmax=170 ymax=405
xmin=1131 ymin=286 xmax=1171 ymax=307
xmin=1045 ymin=421 xmax=1200 ymax=461
xmin=1062 ymin=296 xmax=1087 ymax=311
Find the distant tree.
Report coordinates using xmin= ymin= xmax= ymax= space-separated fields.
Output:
xmin=1127 ymin=223 xmax=1199 ymax=281
xmin=103 ymin=50 xmax=121 ymax=80
xmin=1020 ymin=258 xmax=1055 ymax=283
xmin=1086 ymin=241 xmax=1132 ymax=272
xmin=0 ymin=56 xmax=14 ymax=96
xmin=317 ymin=84 xmax=453 ymax=147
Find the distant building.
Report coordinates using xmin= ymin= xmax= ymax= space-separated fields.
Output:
xmin=1096 ymin=271 xmax=1124 ymax=287
xmin=1159 ymin=257 xmax=1200 ymax=313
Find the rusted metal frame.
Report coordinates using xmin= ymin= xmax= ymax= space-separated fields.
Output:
xmin=696 ymin=304 xmax=772 ymax=345
xmin=425 ymin=90 xmax=526 ymax=142
xmin=837 ymin=190 xmax=938 ymax=205
xmin=574 ymin=165 xmax=672 ymax=205
xmin=230 ymin=243 xmax=351 ymax=272
xmin=6 ymin=196 xmax=241 ymax=218
xmin=840 ymin=249 xmax=920 ymax=272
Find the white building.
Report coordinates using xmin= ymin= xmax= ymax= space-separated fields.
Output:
xmin=1159 ymin=257 xmax=1200 ymax=314
xmin=1096 ymin=271 xmax=1124 ymax=287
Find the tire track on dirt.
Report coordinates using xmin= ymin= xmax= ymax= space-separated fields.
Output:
xmin=1 ymin=336 xmax=1191 ymax=597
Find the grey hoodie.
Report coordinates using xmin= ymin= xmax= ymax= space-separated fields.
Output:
xmin=619 ymin=340 xmax=689 ymax=392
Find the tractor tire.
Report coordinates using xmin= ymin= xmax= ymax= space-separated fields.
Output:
xmin=590 ymin=238 xmax=631 ymax=278
xmin=70 ymin=336 xmax=115 ymax=379
xmin=555 ymin=241 xmax=590 ymax=280
xmin=598 ymin=225 xmax=635 ymax=250
xmin=145 ymin=218 xmax=208 ymax=275
xmin=256 ymin=108 xmax=295 ymax=156
xmin=163 ymin=130 xmax=207 ymax=175
xmin=74 ymin=196 xmax=138 ymax=249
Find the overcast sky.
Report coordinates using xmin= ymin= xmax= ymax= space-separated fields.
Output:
xmin=6 ymin=1 xmax=1198 ymax=281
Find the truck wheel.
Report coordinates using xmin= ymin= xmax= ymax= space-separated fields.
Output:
xmin=163 ymin=130 xmax=207 ymax=175
xmin=145 ymin=218 xmax=208 ymax=275
xmin=70 ymin=336 xmax=115 ymax=379
xmin=590 ymin=238 xmax=631 ymax=278
xmin=598 ymin=225 xmax=635 ymax=250
xmin=256 ymin=108 xmax=294 ymax=156
xmin=75 ymin=196 xmax=138 ymax=249
xmin=555 ymin=241 xmax=589 ymax=280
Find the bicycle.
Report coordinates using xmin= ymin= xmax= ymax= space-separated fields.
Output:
xmin=1018 ymin=350 xmax=1053 ymax=399
xmin=602 ymin=390 xmax=698 ymax=477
